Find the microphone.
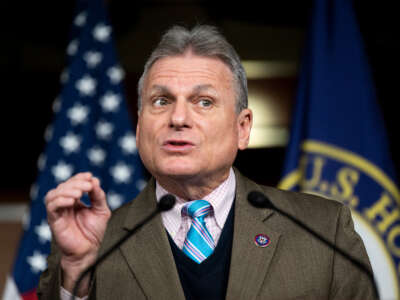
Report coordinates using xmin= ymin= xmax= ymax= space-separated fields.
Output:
xmin=248 ymin=190 xmax=379 ymax=300
xmin=71 ymin=194 xmax=176 ymax=300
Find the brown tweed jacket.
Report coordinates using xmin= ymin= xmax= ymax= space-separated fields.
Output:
xmin=38 ymin=170 xmax=376 ymax=300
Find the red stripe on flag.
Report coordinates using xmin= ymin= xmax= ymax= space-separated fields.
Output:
xmin=21 ymin=289 xmax=38 ymax=300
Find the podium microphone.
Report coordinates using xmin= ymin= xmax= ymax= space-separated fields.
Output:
xmin=71 ymin=194 xmax=176 ymax=300
xmin=247 ymin=190 xmax=379 ymax=300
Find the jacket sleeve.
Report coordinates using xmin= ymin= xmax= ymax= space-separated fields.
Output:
xmin=37 ymin=242 xmax=96 ymax=300
xmin=329 ymin=205 xmax=377 ymax=300
xmin=37 ymin=241 xmax=63 ymax=300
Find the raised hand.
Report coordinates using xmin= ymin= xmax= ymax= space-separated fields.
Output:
xmin=45 ymin=172 xmax=111 ymax=294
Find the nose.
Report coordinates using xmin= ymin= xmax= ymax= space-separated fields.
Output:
xmin=169 ymin=99 xmax=192 ymax=129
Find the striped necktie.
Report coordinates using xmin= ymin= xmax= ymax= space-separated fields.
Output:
xmin=182 ymin=200 xmax=215 ymax=264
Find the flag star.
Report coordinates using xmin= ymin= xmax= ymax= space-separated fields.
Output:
xmin=35 ymin=221 xmax=52 ymax=243
xmin=95 ymin=121 xmax=114 ymax=140
xmin=37 ymin=153 xmax=46 ymax=170
xmin=67 ymin=103 xmax=90 ymax=125
xmin=44 ymin=125 xmax=53 ymax=141
xmin=67 ymin=39 xmax=79 ymax=56
xmin=93 ymin=23 xmax=111 ymax=42
xmin=27 ymin=251 xmax=47 ymax=273
xmin=76 ymin=75 xmax=97 ymax=96
xmin=107 ymin=66 xmax=125 ymax=84
xmin=84 ymin=51 xmax=103 ymax=68
xmin=107 ymin=191 xmax=123 ymax=210
xmin=100 ymin=92 xmax=121 ymax=112
xmin=87 ymin=146 xmax=106 ymax=166
xmin=74 ymin=11 xmax=87 ymax=27
xmin=60 ymin=132 xmax=82 ymax=154
xmin=136 ymin=179 xmax=147 ymax=191
xmin=110 ymin=162 xmax=133 ymax=184
xmin=52 ymin=161 xmax=74 ymax=182
xmin=119 ymin=133 xmax=136 ymax=154
xmin=53 ymin=96 xmax=62 ymax=112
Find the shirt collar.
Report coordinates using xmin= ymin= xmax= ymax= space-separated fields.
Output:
xmin=156 ymin=168 xmax=236 ymax=228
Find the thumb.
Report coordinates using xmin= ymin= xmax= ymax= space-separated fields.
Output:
xmin=89 ymin=177 xmax=108 ymax=211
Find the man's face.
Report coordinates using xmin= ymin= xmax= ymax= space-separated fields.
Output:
xmin=136 ymin=53 xmax=252 ymax=184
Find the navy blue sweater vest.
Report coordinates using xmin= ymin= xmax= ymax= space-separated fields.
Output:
xmin=168 ymin=203 xmax=234 ymax=300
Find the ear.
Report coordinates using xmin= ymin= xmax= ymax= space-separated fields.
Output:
xmin=237 ymin=108 xmax=253 ymax=150
xmin=135 ymin=118 xmax=140 ymax=147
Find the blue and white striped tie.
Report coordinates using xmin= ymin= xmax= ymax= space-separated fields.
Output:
xmin=182 ymin=200 xmax=215 ymax=264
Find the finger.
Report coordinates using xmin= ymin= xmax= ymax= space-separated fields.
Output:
xmin=47 ymin=196 xmax=75 ymax=214
xmin=45 ymin=189 xmax=57 ymax=205
xmin=46 ymin=181 xmax=93 ymax=204
xmin=51 ymin=189 xmax=86 ymax=202
xmin=56 ymin=172 xmax=93 ymax=189
xmin=71 ymin=172 xmax=93 ymax=181
xmin=46 ymin=197 xmax=75 ymax=223
xmin=88 ymin=177 xmax=108 ymax=211
xmin=92 ymin=177 xmax=101 ymax=187
xmin=60 ymin=176 xmax=93 ymax=191
xmin=55 ymin=181 xmax=93 ymax=198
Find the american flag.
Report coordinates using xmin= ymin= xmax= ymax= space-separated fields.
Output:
xmin=2 ymin=0 xmax=144 ymax=299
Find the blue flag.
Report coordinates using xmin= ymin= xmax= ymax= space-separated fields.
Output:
xmin=3 ymin=0 xmax=144 ymax=299
xmin=279 ymin=0 xmax=400 ymax=298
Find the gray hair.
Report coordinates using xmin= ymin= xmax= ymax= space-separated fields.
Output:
xmin=137 ymin=25 xmax=248 ymax=113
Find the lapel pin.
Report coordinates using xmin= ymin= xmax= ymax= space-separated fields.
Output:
xmin=254 ymin=234 xmax=270 ymax=247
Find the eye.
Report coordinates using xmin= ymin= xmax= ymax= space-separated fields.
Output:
xmin=153 ymin=97 xmax=169 ymax=107
xmin=198 ymin=98 xmax=213 ymax=108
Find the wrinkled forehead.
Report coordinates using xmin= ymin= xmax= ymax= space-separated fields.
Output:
xmin=143 ymin=53 xmax=236 ymax=95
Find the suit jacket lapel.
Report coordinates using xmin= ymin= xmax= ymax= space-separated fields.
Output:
xmin=120 ymin=179 xmax=186 ymax=300
xmin=226 ymin=172 xmax=282 ymax=300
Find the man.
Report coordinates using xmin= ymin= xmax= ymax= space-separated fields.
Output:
xmin=38 ymin=25 xmax=375 ymax=300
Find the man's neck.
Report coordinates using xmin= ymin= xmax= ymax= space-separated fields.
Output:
xmin=155 ymin=168 xmax=232 ymax=200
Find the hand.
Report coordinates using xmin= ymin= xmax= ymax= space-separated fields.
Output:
xmin=45 ymin=172 xmax=111 ymax=294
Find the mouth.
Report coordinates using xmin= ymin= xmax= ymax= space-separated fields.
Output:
xmin=162 ymin=140 xmax=195 ymax=152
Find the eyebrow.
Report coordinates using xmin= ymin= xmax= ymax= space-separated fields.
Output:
xmin=192 ymin=84 xmax=214 ymax=94
xmin=149 ymin=85 xmax=174 ymax=98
